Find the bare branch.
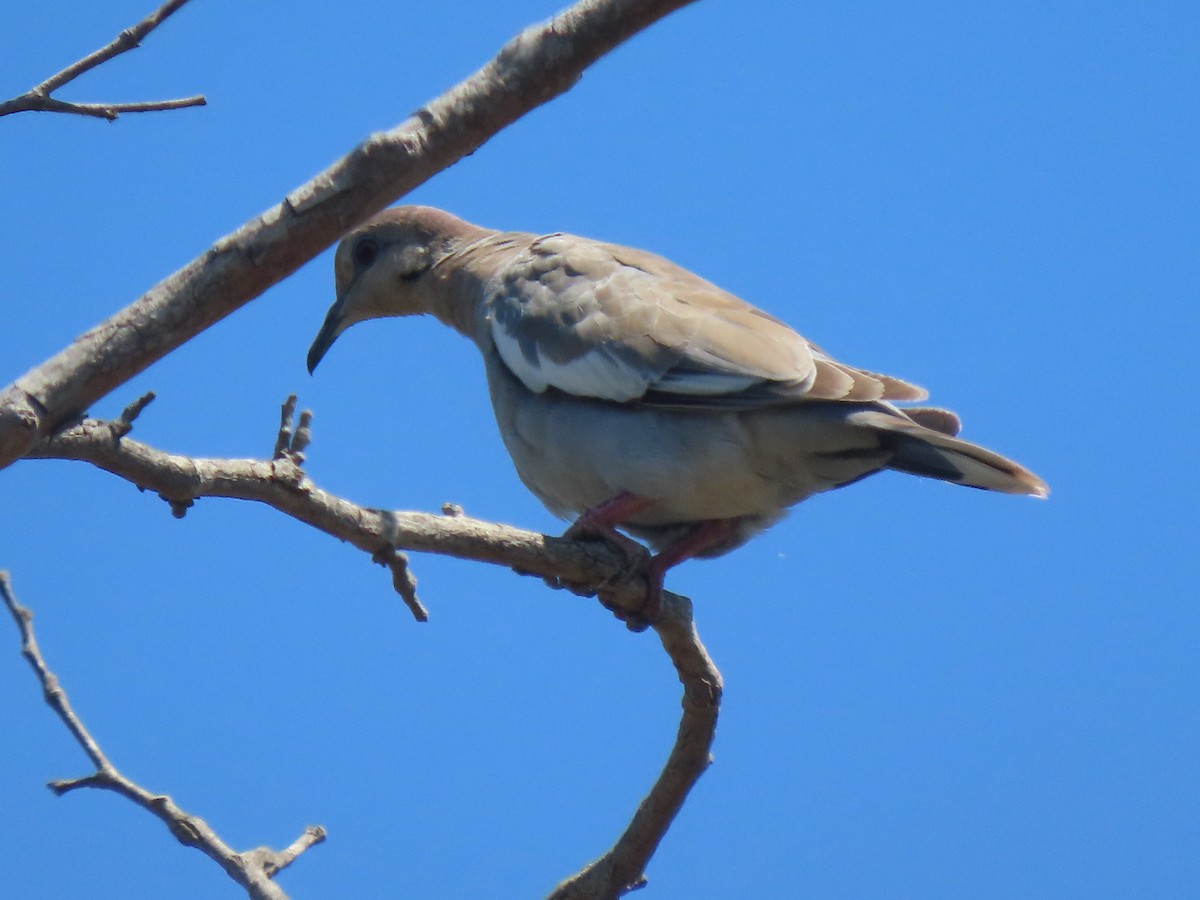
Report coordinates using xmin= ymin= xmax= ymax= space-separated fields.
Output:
xmin=549 ymin=593 xmax=722 ymax=899
xmin=0 ymin=0 xmax=699 ymax=471
xmin=0 ymin=0 xmax=206 ymax=121
xmin=27 ymin=410 xmax=653 ymax=613
xmin=31 ymin=0 xmax=192 ymax=95
xmin=0 ymin=572 xmax=325 ymax=900
xmin=3 ymin=95 xmax=209 ymax=121
xmin=1 ymin=574 xmax=113 ymax=774
xmin=24 ymin=402 xmax=722 ymax=895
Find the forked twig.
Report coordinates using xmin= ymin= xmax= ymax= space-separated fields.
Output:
xmin=0 ymin=571 xmax=325 ymax=900
xmin=0 ymin=0 xmax=205 ymax=120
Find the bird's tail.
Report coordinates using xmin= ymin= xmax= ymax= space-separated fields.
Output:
xmin=855 ymin=408 xmax=1049 ymax=498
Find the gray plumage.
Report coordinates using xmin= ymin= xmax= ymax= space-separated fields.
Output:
xmin=308 ymin=206 xmax=1046 ymax=569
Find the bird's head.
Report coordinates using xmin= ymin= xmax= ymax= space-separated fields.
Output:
xmin=306 ymin=205 xmax=488 ymax=373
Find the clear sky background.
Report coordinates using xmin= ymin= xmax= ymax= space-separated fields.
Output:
xmin=2 ymin=2 xmax=1196 ymax=898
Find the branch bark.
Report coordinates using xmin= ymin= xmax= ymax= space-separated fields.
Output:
xmin=0 ymin=0 xmax=698 ymax=471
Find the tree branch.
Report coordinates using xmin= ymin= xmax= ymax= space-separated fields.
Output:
xmin=0 ymin=0 xmax=206 ymax=121
xmin=0 ymin=571 xmax=326 ymax=900
xmin=0 ymin=0 xmax=698 ymax=470
xmin=26 ymin=397 xmax=655 ymax=616
xmin=23 ymin=396 xmax=723 ymax=897
xmin=549 ymin=596 xmax=722 ymax=899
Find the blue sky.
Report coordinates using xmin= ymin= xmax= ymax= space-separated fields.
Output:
xmin=2 ymin=1 xmax=1196 ymax=897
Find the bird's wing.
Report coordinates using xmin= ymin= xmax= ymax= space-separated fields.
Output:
xmin=486 ymin=233 xmax=927 ymax=409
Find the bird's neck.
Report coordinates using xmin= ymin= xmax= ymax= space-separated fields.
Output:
xmin=430 ymin=276 xmax=485 ymax=344
xmin=429 ymin=234 xmax=522 ymax=347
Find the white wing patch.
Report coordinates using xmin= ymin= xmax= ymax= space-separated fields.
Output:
xmin=491 ymin=319 xmax=652 ymax=402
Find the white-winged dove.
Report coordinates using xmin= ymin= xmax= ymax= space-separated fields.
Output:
xmin=308 ymin=206 xmax=1046 ymax=617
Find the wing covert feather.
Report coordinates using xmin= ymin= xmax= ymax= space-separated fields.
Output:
xmin=486 ymin=233 xmax=927 ymax=408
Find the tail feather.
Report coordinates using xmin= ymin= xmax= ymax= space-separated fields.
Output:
xmin=853 ymin=409 xmax=1048 ymax=497
xmin=902 ymin=406 xmax=962 ymax=436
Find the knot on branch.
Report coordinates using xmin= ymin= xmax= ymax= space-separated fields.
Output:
xmin=160 ymin=495 xmax=194 ymax=518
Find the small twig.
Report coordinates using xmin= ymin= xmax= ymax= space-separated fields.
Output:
xmin=0 ymin=571 xmax=324 ymax=900
xmin=272 ymin=398 xmax=427 ymax=624
xmin=242 ymin=826 xmax=329 ymax=878
xmin=273 ymin=396 xmax=298 ymax=460
xmin=0 ymin=0 xmax=206 ymax=121
xmin=272 ymin=395 xmax=314 ymax=464
xmin=372 ymin=547 xmax=429 ymax=622
xmin=292 ymin=411 xmax=312 ymax=457
xmin=1 ymin=95 xmax=207 ymax=121
xmin=1 ymin=573 xmax=112 ymax=774
xmin=112 ymin=391 xmax=156 ymax=438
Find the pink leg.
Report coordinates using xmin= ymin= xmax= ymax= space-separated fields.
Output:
xmin=639 ymin=519 xmax=740 ymax=622
xmin=647 ymin=519 xmax=740 ymax=581
xmin=566 ymin=494 xmax=738 ymax=628
xmin=564 ymin=491 xmax=657 ymax=559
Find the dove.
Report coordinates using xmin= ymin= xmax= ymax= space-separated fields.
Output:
xmin=307 ymin=206 xmax=1046 ymax=618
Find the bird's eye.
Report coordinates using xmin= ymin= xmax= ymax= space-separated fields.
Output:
xmin=352 ymin=236 xmax=379 ymax=269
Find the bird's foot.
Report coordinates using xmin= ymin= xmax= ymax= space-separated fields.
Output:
xmin=618 ymin=520 xmax=738 ymax=629
xmin=563 ymin=492 xmax=655 ymax=564
xmin=568 ymin=501 xmax=739 ymax=631
xmin=566 ymin=492 xmax=660 ymax=629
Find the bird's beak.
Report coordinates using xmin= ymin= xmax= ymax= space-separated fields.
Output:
xmin=306 ymin=301 xmax=345 ymax=374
